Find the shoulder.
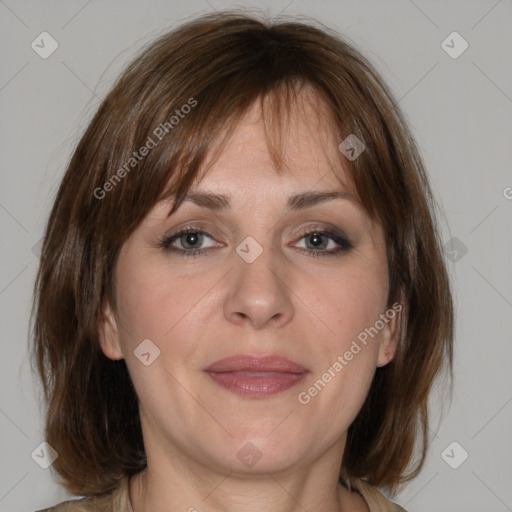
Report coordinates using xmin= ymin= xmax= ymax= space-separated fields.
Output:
xmin=33 ymin=476 xmax=132 ymax=512
xmin=33 ymin=497 xmax=99 ymax=512
xmin=345 ymin=476 xmax=408 ymax=512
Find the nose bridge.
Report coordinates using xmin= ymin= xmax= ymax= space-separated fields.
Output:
xmin=225 ymin=232 xmax=293 ymax=329
xmin=235 ymin=232 xmax=282 ymax=297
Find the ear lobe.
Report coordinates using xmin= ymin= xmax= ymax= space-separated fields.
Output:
xmin=98 ymin=302 xmax=123 ymax=360
xmin=376 ymin=302 xmax=402 ymax=368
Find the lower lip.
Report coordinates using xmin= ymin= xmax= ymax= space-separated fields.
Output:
xmin=206 ymin=371 xmax=307 ymax=398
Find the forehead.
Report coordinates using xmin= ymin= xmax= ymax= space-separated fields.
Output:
xmin=192 ymin=88 xmax=354 ymax=198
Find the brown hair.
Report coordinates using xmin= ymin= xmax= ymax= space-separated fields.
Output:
xmin=30 ymin=9 xmax=454 ymax=498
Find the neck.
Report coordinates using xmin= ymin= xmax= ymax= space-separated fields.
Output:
xmin=129 ymin=442 xmax=353 ymax=512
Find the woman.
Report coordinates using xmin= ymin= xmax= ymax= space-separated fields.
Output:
xmin=31 ymin=10 xmax=453 ymax=512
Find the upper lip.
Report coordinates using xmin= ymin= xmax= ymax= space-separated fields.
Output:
xmin=205 ymin=354 xmax=307 ymax=373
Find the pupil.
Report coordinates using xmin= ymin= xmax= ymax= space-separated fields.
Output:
xmin=310 ymin=233 xmax=322 ymax=247
xmin=185 ymin=233 xmax=199 ymax=248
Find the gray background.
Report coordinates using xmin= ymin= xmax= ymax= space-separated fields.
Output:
xmin=1 ymin=0 xmax=511 ymax=511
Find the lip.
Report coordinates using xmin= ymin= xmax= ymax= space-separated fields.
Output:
xmin=204 ymin=355 xmax=309 ymax=398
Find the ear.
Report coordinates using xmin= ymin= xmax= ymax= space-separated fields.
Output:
xmin=376 ymin=301 xmax=402 ymax=368
xmin=98 ymin=301 xmax=124 ymax=360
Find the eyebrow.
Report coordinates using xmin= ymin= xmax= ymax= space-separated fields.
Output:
xmin=172 ymin=190 xmax=359 ymax=211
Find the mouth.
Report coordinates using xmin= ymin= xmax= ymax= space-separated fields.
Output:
xmin=204 ymin=354 xmax=309 ymax=398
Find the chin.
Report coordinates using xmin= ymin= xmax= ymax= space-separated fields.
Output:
xmin=209 ymin=428 xmax=310 ymax=475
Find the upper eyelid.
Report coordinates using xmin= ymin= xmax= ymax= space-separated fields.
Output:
xmin=166 ymin=223 xmax=347 ymax=239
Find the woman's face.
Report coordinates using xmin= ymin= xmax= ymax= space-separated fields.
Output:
xmin=99 ymin=92 xmax=399 ymax=476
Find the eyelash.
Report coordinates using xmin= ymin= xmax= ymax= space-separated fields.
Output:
xmin=157 ymin=226 xmax=353 ymax=259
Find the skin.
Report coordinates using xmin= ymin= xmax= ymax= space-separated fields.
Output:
xmin=99 ymin=88 xmax=399 ymax=512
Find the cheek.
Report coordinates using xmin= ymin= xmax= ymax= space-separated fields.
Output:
xmin=114 ymin=251 xmax=193 ymax=342
xmin=113 ymin=251 xmax=223 ymax=372
xmin=299 ymin=256 xmax=388 ymax=412
xmin=115 ymin=274 xmax=171 ymax=343
xmin=311 ymin=263 xmax=388 ymax=345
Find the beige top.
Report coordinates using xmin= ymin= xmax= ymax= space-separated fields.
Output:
xmin=35 ymin=475 xmax=407 ymax=512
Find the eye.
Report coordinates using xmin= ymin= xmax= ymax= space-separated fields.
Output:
xmin=157 ymin=226 xmax=353 ymax=258
xmin=292 ymin=229 xmax=353 ymax=258
xmin=157 ymin=227 xmax=218 ymax=257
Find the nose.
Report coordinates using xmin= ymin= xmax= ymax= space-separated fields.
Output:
xmin=223 ymin=241 xmax=294 ymax=330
